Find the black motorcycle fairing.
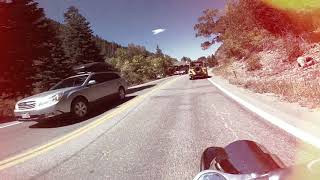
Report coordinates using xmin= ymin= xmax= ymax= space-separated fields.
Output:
xmin=223 ymin=140 xmax=282 ymax=174
xmin=200 ymin=147 xmax=227 ymax=171
xmin=201 ymin=140 xmax=283 ymax=174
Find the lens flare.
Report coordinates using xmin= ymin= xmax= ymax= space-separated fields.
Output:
xmin=257 ymin=0 xmax=320 ymax=41
xmin=263 ymin=0 xmax=320 ymax=11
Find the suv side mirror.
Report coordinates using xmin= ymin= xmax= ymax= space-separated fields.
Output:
xmin=88 ymin=80 xmax=97 ymax=86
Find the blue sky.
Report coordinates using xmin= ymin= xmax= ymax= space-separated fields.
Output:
xmin=36 ymin=0 xmax=225 ymax=60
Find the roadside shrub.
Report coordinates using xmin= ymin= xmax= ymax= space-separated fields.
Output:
xmin=281 ymin=35 xmax=305 ymax=62
xmin=213 ymin=60 xmax=235 ymax=78
xmin=246 ymin=55 xmax=262 ymax=71
xmin=286 ymin=43 xmax=304 ymax=62
xmin=0 ymin=98 xmax=16 ymax=117
xmin=239 ymin=78 xmax=320 ymax=108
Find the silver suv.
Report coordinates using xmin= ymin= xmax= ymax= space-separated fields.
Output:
xmin=14 ymin=72 xmax=128 ymax=120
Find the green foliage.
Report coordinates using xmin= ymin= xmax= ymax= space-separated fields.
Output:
xmin=194 ymin=9 xmax=223 ymax=49
xmin=94 ymin=35 xmax=123 ymax=58
xmin=194 ymin=55 xmax=218 ymax=67
xmin=107 ymin=45 xmax=175 ymax=85
xmin=206 ymin=55 xmax=219 ymax=67
xmin=0 ymin=0 xmax=51 ymax=97
xmin=62 ymin=6 xmax=103 ymax=67
xmin=32 ymin=19 xmax=70 ymax=93
xmin=155 ymin=45 xmax=163 ymax=57
xmin=128 ymin=44 xmax=149 ymax=57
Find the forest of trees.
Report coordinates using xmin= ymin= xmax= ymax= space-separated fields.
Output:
xmin=196 ymin=55 xmax=218 ymax=67
xmin=0 ymin=0 xmax=177 ymax=116
xmin=107 ymin=44 xmax=176 ymax=84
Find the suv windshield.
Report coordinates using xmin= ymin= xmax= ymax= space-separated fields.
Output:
xmin=51 ymin=75 xmax=89 ymax=90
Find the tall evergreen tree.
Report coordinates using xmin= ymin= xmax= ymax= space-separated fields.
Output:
xmin=155 ymin=45 xmax=163 ymax=57
xmin=33 ymin=19 xmax=70 ymax=92
xmin=62 ymin=6 xmax=103 ymax=68
xmin=0 ymin=0 xmax=50 ymax=97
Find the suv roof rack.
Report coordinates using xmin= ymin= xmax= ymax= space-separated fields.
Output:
xmin=73 ymin=62 xmax=116 ymax=74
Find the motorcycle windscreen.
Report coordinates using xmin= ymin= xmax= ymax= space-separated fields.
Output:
xmin=221 ymin=140 xmax=281 ymax=174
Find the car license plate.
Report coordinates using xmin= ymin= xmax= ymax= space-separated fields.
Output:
xmin=21 ymin=113 xmax=30 ymax=119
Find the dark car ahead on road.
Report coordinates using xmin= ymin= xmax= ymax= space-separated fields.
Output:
xmin=14 ymin=64 xmax=128 ymax=121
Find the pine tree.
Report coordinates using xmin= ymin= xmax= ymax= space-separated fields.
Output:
xmin=155 ymin=45 xmax=163 ymax=57
xmin=0 ymin=0 xmax=50 ymax=97
xmin=33 ymin=19 xmax=70 ymax=92
xmin=62 ymin=6 xmax=103 ymax=68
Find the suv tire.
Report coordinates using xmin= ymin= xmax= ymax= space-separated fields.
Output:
xmin=118 ymin=87 xmax=126 ymax=101
xmin=71 ymin=97 xmax=89 ymax=119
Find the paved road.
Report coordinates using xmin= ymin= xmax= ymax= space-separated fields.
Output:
xmin=0 ymin=75 xmax=319 ymax=179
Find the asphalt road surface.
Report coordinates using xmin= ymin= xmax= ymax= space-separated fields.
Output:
xmin=0 ymin=75 xmax=319 ymax=179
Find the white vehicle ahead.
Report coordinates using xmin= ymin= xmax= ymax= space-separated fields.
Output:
xmin=14 ymin=71 xmax=128 ymax=121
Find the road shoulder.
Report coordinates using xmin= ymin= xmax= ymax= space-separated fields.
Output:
xmin=208 ymin=74 xmax=320 ymax=149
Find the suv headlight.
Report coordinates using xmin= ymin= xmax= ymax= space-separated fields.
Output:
xmin=14 ymin=103 xmax=19 ymax=110
xmin=51 ymin=93 xmax=63 ymax=102
xmin=38 ymin=93 xmax=63 ymax=109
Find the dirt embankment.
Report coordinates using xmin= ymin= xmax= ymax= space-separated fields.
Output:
xmin=214 ymin=43 xmax=320 ymax=108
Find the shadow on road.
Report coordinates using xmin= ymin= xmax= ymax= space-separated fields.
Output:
xmin=191 ymin=76 xmax=212 ymax=80
xmin=127 ymin=84 xmax=155 ymax=94
xmin=29 ymin=96 xmax=136 ymax=129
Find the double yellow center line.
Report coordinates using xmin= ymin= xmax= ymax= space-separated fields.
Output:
xmin=0 ymin=76 xmax=180 ymax=171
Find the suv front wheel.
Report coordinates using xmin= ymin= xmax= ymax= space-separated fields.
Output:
xmin=118 ymin=87 xmax=126 ymax=101
xmin=71 ymin=97 xmax=89 ymax=119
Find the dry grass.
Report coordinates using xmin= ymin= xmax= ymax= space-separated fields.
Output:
xmin=242 ymin=78 xmax=320 ymax=108
xmin=217 ymin=69 xmax=320 ymax=108
xmin=214 ymin=43 xmax=320 ymax=109
xmin=214 ymin=61 xmax=235 ymax=78
xmin=246 ymin=55 xmax=262 ymax=71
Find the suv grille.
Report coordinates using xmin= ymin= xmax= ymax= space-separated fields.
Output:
xmin=18 ymin=101 xmax=36 ymax=110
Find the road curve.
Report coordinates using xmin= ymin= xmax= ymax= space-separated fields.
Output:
xmin=0 ymin=75 xmax=319 ymax=179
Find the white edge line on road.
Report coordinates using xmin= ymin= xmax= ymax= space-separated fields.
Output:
xmin=208 ymin=78 xmax=320 ymax=149
xmin=0 ymin=121 xmax=23 ymax=129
